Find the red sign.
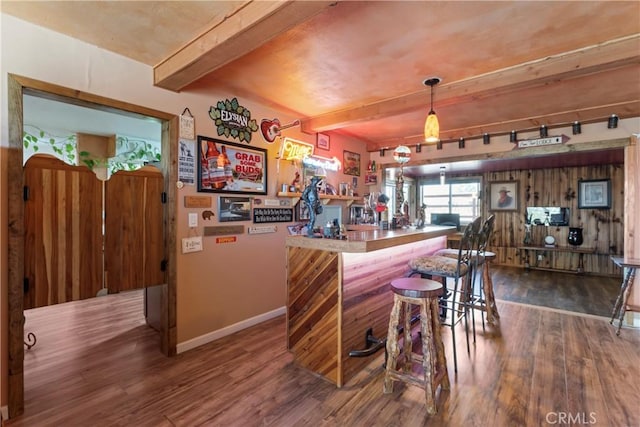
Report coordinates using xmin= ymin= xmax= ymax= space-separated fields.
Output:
xmin=216 ymin=236 xmax=237 ymax=244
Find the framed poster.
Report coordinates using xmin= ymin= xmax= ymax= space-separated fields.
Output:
xmin=197 ymin=135 xmax=267 ymax=195
xmin=343 ymin=150 xmax=361 ymax=176
xmin=316 ymin=133 xmax=330 ymax=150
xmin=578 ymin=179 xmax=611 ymax=209
xmin=218 ymin=196 xmax=251 ymax=222
xmin=489 ymin=181 xmax=519 ymax=211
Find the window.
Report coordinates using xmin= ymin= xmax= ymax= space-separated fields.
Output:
xmin=419 ymin=177 xmax=481 ymax=226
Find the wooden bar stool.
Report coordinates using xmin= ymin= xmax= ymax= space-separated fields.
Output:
xmin=383 ymin=277 xmax=450 ymax=415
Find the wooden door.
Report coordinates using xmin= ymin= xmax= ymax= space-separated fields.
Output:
xmin=23 ymin=156 xmax=103 ymax=309
xmin=104 ymin=166 xmax=165 ymax=292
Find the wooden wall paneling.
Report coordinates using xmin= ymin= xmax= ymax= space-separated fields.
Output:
xmin=23 ymin=156 xmax=102 ymax=309
xmin=485 ymin=162 xmax=624 ymax=275
xmin=286 ymin=247 xmax=340 ymax=385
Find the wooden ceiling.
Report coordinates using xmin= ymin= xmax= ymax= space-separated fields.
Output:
xmin=4 ymin=1 xmax=640 ymax=168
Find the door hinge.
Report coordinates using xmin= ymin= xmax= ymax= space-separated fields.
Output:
xmin=23 ymin=186 xmax=30 ymax=201
xmin=24 ymin=278 xmax=29 ymax=293
xmin=161 ymin=192 xmax=167 ymax=204
xmin=160 ymin=259 xmax=168 ymax=272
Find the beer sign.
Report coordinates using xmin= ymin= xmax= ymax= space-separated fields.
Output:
xmin=280 ymin=137 xmax=314 ymax=161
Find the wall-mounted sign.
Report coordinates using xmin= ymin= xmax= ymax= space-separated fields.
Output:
xmin=178 ymin=138 xmax=196 ymax=185
xmin=184 ymin=195 xmax=212 ymax=208
xmin=253 ymin=208 xmax=294 ymax=223
xmin=179 ymin=108 xmax=195 ymax=140
xmin=303 ymin=154 xmax=341 ymax=172
xmin=208 ymin=98 xmax=258 ymax=143
xmin=197 ymin=136 xmax=267 ymax=195
xmin=204 ymin=225 xmax=245 ymax=236
xmin=280 ymin=137 xmax=314 ymax=161
xmin=518 ymin=135 xmax=569 ymax=149
xmin=216 ymin=236 xmax=237 ymax=244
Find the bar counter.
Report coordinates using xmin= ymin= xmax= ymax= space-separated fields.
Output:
xmin=285 ymin=225 xmax=455 ymax=386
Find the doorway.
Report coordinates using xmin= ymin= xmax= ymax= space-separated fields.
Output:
xmin=7 ymin=74 xmax=178 ymax=418
xmin=23 ymin=156 xmax=165 ymax=309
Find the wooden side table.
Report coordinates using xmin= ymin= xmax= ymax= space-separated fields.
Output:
xmin=610 ymin=256 xmax=640 ymax=336
xmin=518 ymin=245 xmax=596 ymax=274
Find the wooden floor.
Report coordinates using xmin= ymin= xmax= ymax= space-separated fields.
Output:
xmin=490 ymin=265 xmax=621 ymax=318
xmin=7 ymin=270 xmax=640 ymax=427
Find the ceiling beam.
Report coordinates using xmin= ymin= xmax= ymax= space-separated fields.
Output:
xmin=367 ymin=100 xmax=640 ymax=151
xmin=154 ymin=1 xmax=336 ymax=92
xmin=301 ymin=35 xmax=640 ymax=134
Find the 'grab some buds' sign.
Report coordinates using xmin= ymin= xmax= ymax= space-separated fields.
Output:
xmin=208 ymin=97 xmax=258 ymax=143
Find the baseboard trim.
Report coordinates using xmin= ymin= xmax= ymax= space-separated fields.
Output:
xmin=1 ymin=405 xmax=8 ymax=422
xmin=177 ymin=306 xmax=286 ymax=354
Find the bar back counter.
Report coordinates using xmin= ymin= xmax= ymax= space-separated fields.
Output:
xmin=285 ymin=225 xmax=455 ymax=386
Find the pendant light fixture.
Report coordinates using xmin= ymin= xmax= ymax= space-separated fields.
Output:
xmin=423 ymin=77 xmax=442 ymax=144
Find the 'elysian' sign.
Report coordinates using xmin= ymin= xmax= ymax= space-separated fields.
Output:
xmin=208 ymin=97 xmax=258 ymax=143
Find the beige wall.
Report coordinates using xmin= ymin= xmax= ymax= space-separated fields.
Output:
xmin=0 ymin=13 xmax=370 ymax=410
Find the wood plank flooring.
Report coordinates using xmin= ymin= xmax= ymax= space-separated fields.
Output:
xmin=7 ymin=272 xmax=640 ymax=427
xmin=490 ymin=265 xmax=621 ymax=317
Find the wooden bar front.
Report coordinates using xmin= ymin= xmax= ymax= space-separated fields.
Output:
xmin=285 ymin=226 xmax=453 ymax=386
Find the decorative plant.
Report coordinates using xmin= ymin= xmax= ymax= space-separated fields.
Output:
xmin=23 ymin=125 xmax=77 ymax=164
xmin=24 ymin=125 xmax=161 ymax=179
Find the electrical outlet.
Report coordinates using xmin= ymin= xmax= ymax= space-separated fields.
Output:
xmin=188 ymin=212 xmax=198 ymax=227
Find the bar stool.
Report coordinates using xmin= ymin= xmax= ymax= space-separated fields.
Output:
xmin=406 ymin=216 xmax=481 ymax=372
xmin=383 ymin=277 xmax=450 ymax=415
xmin=432 ymin=215 xmax=498 ymax=335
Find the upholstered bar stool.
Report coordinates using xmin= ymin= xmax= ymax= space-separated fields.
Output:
xmin=432 ymin=215 xmax=498 ymax=334
xmin=406 ymin=216 xmax=481 ymax=372
xmin=383 ymin=277 xmax=450 ymax=415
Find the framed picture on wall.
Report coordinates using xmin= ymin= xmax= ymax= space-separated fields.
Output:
xmin=578 ymin=179 xmax=611 ymax=209
xmin=343 ymin=150 xmax=361 ymax=176
xmin=316 ymin=133 xmax=330 ymax=150
xmin=489 ymin=181 xmax=519 ymax=211
xmin=197 ymin=136 xmax=267 ymax=195
xmin=218 ymin=196 xmax=252 ymax=222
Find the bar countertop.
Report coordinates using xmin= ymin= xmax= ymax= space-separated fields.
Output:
xmin=285 ymin=225 xmax=455 ymax=253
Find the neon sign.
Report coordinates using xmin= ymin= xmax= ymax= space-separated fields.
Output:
xmin=303 ymin=155 xmax=341 ymax=172
xmin=280 ymin=137 xmax=314 ymax=161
